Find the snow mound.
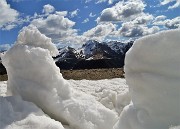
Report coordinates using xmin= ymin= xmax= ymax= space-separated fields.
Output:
xmin=170 ymin=126 xmax=180 ymax=129
xmin=0 ymin=81 xmax=7 ymax=96
xmin=0 ymin=78 xmax=129 ymax=129
xmin=114 ymin=29 xmax=180 ymax=129
xmin=69 ymin=78 xmax=130 ymax=114
xmin=0 ymin=96 xmax=64 ymax=129
xmin=16 ymin=25 xmax=58 ymax=56
xmin=2 ymin=26 xmax=118 ymax=129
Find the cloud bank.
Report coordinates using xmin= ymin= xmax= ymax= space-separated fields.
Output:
xmin=0 ymin=0 xmax=19 ymax=30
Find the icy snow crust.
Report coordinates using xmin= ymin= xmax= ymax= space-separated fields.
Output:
xmin=114 ymin=29 xmax=180 ymax=129
xmin=1 ymin=26 xmax=118 ymax=129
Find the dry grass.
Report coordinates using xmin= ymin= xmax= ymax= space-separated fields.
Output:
xmin=0 ymin=68 xmax=124 ymax=81
xmin=61 ymin=68 xmax=124 ymax=80
xmin=0 ymin=74 xmax=8 ymax=81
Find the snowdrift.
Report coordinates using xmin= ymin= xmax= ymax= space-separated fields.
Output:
xmin=1 ymin=25 xmax=180 ymax=129
xmin=0 ymin=96 xmax=64 ymax=129
xmin=1 ymin=25 xmax=118 ymax=129
xmin=114 ymin=29 xmax=180 ymax=129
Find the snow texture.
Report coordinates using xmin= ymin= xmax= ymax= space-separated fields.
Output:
xmin=114 ymin=29 xmax=180 ymax=129
xmin=78 ymin=40 xmax=97 ymax=58
xmin=16 ymin=25 xmax=58 ymax=57
xmin=0 ymin=81 xmax=7 ymax=96
xmin=0 ymin=78 xmax=129 ymax=129
xmin=1 ymin=24 xmax=180 ymax=129
xmin=0 ymin=96 xmax=64 ymax=129
xmin=1 ymin=26 xmax=118 ymax=129
xmin=69 ymin=78 xmax=130 ymax=114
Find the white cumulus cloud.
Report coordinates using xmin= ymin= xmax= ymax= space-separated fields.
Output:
xmin=83 ymin=23 xmax=117 ymax=41
xmin=31 ymin=11 xmax=78 ymax=44
xmin=96 ymin=0 xmax=118 ymax=4
xmin=42 ymin=4 xmax=55 ymax=14
xmin=165 ymin=16 xmax=180 ymax=29
xmin=0 ymin=44 xmax=12 ymax=51
xmin=154 ymin=15 xmax=167 ymax=22
xmin=69 ymin=9 xmax=80 ymax=18
xmin=97 ymin=0 xmax=146 ymax=22
xmin=0 ymin=0 xmax=19 ymax=29
xmin=132 ymin=14 xmax=154 ymax=24
xmin=118 ymin=22 xmax=159 ymax=37
xmin=89 ymin=12 xmax=96 ymax=17
xmin=153 ymin=16 xmax=180 ymax=29
xmin=86 ymin=0 xmax=118 ymax=4
xmin=161 ymin=0 xmax=180 ymax=9
xmin=82 ymin=18 xmax=89 ymax=23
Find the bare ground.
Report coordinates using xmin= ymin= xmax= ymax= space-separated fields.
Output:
xmin=0 ymin=68 xmax=124 ymax=81
xmin=0 ymin=74 xmax=8 ymax=81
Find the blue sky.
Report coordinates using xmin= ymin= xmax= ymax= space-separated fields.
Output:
xmin=0 ymin=0 xmax=180 ymax=50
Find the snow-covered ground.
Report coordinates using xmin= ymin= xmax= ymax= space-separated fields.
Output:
xmin=0 ymin=78 xmax=129 ymax=129
xmin=0 ymin=25 xmax=180 ymax=129
xmin=114 ymin=29 xmax=180 ymax=129
xmin=69 ymin=78 xmax=129 ymax=113
xmin=0 ymin=81 xmax=7 ymax=96
xmin=0 ymin=26 xmax=122 ymax=129
xmin=0 ymin=78 xmax=129 ymax=111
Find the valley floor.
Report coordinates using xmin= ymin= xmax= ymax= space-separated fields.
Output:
xmin=0 ymin=68 xmax=124 ymax=81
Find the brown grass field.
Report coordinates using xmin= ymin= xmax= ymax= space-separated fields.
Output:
xmin=0 ymin=68 xmax=124 ymax=81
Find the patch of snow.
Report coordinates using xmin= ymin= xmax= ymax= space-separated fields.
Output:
xmin=114 ymin=29 xmax=180 ymax=129
xmin=16 ymin=25 xmax=58 ymax=57
xmin=78 ymin=40 xmax=97 ymax=58
xmin=69 ymin=78 xmax=130 ymax=113
xmin=0 ymin=81 xmax=7 ymax=96
xmin=170 ymin=126 xmax=180 ymax=129
xmin=0 ymin=78 xmax=129 ymax=129
xmin=1 ymin=23 xmax=179 ymax=129
xmin=108 ymin=41 xmax=125 ymax=54
xmin=1 ymin=26 xmax=118 ymax=129
xmin=0 ymin=96 xmax=64 ymax=129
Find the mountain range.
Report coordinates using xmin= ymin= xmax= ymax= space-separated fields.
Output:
xmin=0 ymin=40 xmax=133 ymax=72
xmin=54 ymin=40 xmax=133 ymax=69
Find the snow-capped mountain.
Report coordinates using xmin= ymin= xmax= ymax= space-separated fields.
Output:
xmin=0 ymin=40 xmax=134 ymax=70
xmin=54 ymin=40 xmax=134 ymax=61
xmin=54 ymin=46 xmax=79 ymax=61
xmin=0 ymin=51 xmax=6 ymax=62
xmin=0 ymin=52 xmax=6 ymax=74
xmin=107 ymin=41 xmax=133 ymax=55
xmin=54 ymin=40 xmax=134 ymax=69
xmin=77 ymin=40 xmax=120 ymax=59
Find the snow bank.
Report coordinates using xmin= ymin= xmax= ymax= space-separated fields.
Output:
xmin=0 ymin=96 xmax=64 ymax=129
xmin=2 ymin=25 xmax=117 ymax=129
xmin=170 ymin=126 xmax=180 ymax=129
xmin=114 ymin=29 xmax=180 ymax=129
xmin=69 ymin=78 xmax=130 ymax=114
xmin=0 ymin=78 xmax=129 ymax=129
xmin=0 ymin=81 xmax=7 ymax=96
xmin=16 ymin=25 xmax=58 ymax=57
